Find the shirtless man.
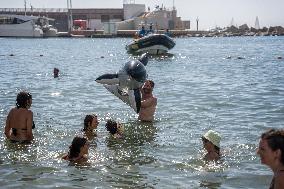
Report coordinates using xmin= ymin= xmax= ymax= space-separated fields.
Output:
xmin=5 ymin=91 xmax=34 ymax=143
xmin=138 ymin=80 xmax=157 ymax=122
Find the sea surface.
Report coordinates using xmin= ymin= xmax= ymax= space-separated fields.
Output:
xmin=0 ymin=36 xmax=283 ymax=189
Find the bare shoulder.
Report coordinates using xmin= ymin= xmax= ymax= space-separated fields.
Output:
xmin=8 ymin=108 xmax=16 ymax=115
xmin=275 ymin=172 xmax=284 ymax=188
xmin=26 ymin=109 xmax=33 ymax=116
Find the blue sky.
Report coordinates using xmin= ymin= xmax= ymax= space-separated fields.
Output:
xmin=1 ymin=0 xmax=284 ymax=30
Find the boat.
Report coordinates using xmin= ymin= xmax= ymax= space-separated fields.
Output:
xmin=38 ymin=17 xmax=58 ymax=37
xmin=126 ymin=34 xmax=175 ymax=55
xmin=0 ymin=14 xmax=43 ymax=37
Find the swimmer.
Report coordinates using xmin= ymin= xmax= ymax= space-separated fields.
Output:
xmin=5 ymin=91 xmax=34 ymax=143
xmin=62 ymin=136 xmax=89 ymax=163
xmin=202 ymin=130 xmax=221 ymax=161
xmin=105 ymin=119 xmax=123 ymax=139
xmin=53 ymin=68 xmax=59 ymax=78
xmin=138 ymin=80 xmax=157 ymax=122
xmin=257 ymin=129 xmax=284 ymax=189
xmin=83 ymin=114 xmax=99 ymax=140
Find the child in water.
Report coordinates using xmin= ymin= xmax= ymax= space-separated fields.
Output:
xmin=105 ymin=119 xmax=124 ymax=139
xmin=202 ymin=130 xmax=221 ymax=161
xmin=62 ymin=136 xmax=89 ymax=163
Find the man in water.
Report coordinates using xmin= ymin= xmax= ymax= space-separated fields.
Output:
xmin=138 ymin=80 xmax=157 ymax=122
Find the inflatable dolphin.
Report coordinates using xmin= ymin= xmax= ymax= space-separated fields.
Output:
xmin=96 ymin=53 xmax=149 ymax=113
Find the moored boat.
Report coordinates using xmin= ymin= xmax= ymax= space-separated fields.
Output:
xmin=126 ymin=34 xmax=175 ymax=55
xmin=0 ymin=14 xmax=43 ymax=37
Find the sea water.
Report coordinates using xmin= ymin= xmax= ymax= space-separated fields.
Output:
xmin=0 ymin=36 xmax=283 ymax=188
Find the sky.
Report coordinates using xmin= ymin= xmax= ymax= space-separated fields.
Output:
xmin=1 ymin=0 xmax=284 ymax=30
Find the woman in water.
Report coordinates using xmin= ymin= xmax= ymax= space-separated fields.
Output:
xmin=5 ymin=91 xmax=34 ymax=143
xmin=83 ymin=114 xmax=99 ymax=140
xmin=257 ymin=129 xmax=284 ymax=189
xmin=62 ymin=136 xmax=89 ymax=163
xmin=202 ymin=130 xmax=221 ymax=161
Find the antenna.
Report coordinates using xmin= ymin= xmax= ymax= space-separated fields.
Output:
xmin=196 ymin=17 xmax=199 ymax=31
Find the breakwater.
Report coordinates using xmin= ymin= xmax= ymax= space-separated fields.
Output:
xmin=59 ymin=26 xmax=284 ymax=38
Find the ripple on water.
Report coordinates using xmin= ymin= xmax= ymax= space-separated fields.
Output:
xmin=0 ymin=37 xmax=283 ymax=188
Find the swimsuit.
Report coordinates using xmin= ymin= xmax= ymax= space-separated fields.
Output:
xmin=10 ymin=128 xmax=30 ymax=143
xmin=12 ymin=128 xmax=27 ymax=136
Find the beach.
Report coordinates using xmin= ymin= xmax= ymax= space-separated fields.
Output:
xmin=0 ymin=36 xmax=284 ymax=188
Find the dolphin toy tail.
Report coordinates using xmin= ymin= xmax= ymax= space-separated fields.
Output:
xmin=138 ymin=53 xmax=149 ymax=66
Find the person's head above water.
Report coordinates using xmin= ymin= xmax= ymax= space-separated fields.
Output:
xmin=83 ymin=114 xmax=99 ymax=131
xmin=202 ymin=130 xmax=221 ymax=148
xmin=16 ymin=91 xmax=32 ymax=109
xmin=53 ymin=68 xmax=59 ymax=78
xmin=105 ymin=119 xmax=123 ymax=136
xmin=68 ymin=136 xmax=89 ymax=159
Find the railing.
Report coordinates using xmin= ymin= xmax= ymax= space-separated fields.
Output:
xmin=0 ymin=8 xmax=68 ymax=13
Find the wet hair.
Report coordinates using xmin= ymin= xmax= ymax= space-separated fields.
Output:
xmin=105 ymin=119 xmax=118 ymax=135
xmin=16 ymin=91 xmax=32 ymax=108
xmin=214 ymin=146 xmax=220 ymax=155
xmin=147 ymin=80 xmax=155 ymax=88
xmin=83 ymin=115 xmax=95 ymax=131
xmin=68 ymin=136 xmax=87 ymax=159
xmin=261 ymin=129 xmax=284 ymax=164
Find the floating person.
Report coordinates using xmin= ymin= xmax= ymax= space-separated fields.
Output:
xmin=201 ymin=130 xmax=221 ymax=161
xmin=83 ymin=114 xmax=99 ymax=140
xmin=105 ymin=119 xmax=124 ymax=139
xmin=138 ymin=25 xmax=146 ymax=38
xmin=257 ymin=129 xmax=284 ymax=189
xmin=138 ymin=80 xmax=157 ymax=122
xmin=62 ymin=136 xmax=90 ymax=163
xmin=5 ymin=91 xmax=34 ymax=143
xmin=53 ymin=68 xmax=59 ymax=78
xmin=96 ymin=53 xmax=149 ymax=113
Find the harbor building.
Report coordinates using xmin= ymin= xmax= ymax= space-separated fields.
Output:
xmin=0 ymin=3 xmax=190 ymax=33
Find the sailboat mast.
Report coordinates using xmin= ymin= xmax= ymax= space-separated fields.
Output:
xmin=70 ymin=0 xmax=73 ymax=31
xmin=24 ymin=0 xmax=27 ymax=16
xmin=67 ymin=0 xmax=73 ymax=32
